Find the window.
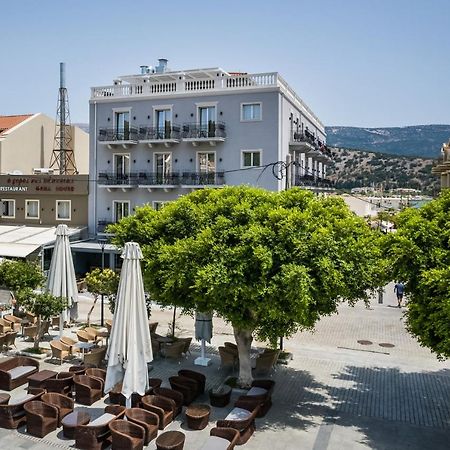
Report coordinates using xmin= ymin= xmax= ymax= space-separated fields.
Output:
xmin=56 ymin=200 xmax=71 ymax=221
xmin=154 ymin=153 xmax=172 ymax=181
xmin=115 ymin=111 xmax=130 ymax=140
xmin=242 ymin=150 xmax=262 ymax=168
xmin=25 ymin=200 xmax=39 ymax=219
xmin=198 ymin=106 xmax=216 ymax=137
xmin=155 ymin=109 xmax=172 ymax=139
xmin=113 ymin=201 xmax=130 ymax=223
xmin=113 ymin=154 xmax=130 ymax=178
xmin=241 ymin=103 xmax=262 ymax=121
xmin=197 ymin=152 xmax=216 ymax=173
xmin=153 ymin=201 xmax=166 ymax=211
xmin=1 ymin=200 xmax=15 ymax=218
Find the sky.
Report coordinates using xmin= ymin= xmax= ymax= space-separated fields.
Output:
xmin=1 ymin=0 xmax=449 ymax=127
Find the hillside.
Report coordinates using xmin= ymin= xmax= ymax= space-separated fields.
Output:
xmin=329 ymin=147 xmax=439 ymax=194
xmin=325 ymin=125 xmax=450 ymax=158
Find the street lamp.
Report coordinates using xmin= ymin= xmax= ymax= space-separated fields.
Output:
xmin=98 ymin=238 xmax=107 ymax=327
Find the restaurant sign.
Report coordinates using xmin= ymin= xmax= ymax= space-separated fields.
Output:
xmin=0 ymin=175 xmax=88 ymax=195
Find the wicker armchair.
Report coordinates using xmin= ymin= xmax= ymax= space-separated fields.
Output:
xmin=153 ymin=387 xmax=184 ymax=416
xmin=83 ymin=346 xmax=107 ymax=368
xmin=168 ymin=375 xmax=199 ymax=405
xmin=0 ymin=318 xmax=13 ymax=333
xmin=201 ymin=427 xmax=240 ymax=450
xmin=23 ymin=325 xmax=38 ymax=341
xmin=216 ymin=403 xmax=260 ymax=445
xmin=224 ymin=342 xmax=238 ymax=351
xmin=74 ymin=375 xmax=103 ymax=405
xmin=75 ymin=404 xmax=126 ymax=450
xmin=69 ymin=364 xmax=87 ymax=376
xmin=25 ymin=312 xmax=37 ymax=324
xmin=85 ymin=368 xmax=107 ymax=391
xmin=3 ymin=315 xmax=21 ymax=333
xmin=141 ymin=395 xmax=174 ymax=430
xmin=218 ymin=346 xmax=238 ymax=371
xmin=178 ymin=369 xmax=206 ymax=394
xmin=0 ymin=388 xmax=44 ymax=429
xmin=178 ymin=337 xmax=192 ymax=356
xmin=125 ymin=407 xmax=159 ymax=445
xmin=85 ymin=327 xmax=104 ymax=345
xmin=105 ymin=319 xmax=113 ymax=333
xmin=51 ymin=316 xmax=60 ymax=328
xmin=50 ymin=339 xmax=71 ymax=364
xmin=160 ymin=340 xmax=185 ymax=359
xmin=0 ymin=334 xmax=6 ymax=352
xmin=77 ymin=329 xmax=96 ymax=343
xmin=253 ymin=349 xmax=280 ymax=375
xmin=0 ymin=356 xmax=39 ymax=390
xmin=4 ymin=331 xmax=17 ymax=350
xmin=235 ymin=379 xmax=275 ymax=417
xmin=45 ymin=371 xmax=74 ymax=396
xmin=108 ymin=379 xmax=159 ymax=407
xmin=109 ymin=419 xmax=146 ymax=450
xmin=24 ymin=400 xmax=59 ymax=437
xmin=61 ymin=336 xmax=81 ymax=355
xmin=149 ymin=321 xmax=158 ymax=334
xmin=41 ymin=392 xmax=74 ymax=425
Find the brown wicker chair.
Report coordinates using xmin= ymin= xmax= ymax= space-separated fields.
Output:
xmin=178 ymin=337 xmax=192 ymax=356
xmin=0 ymin=388 xmax=44 ymax=429
xmin=0 ymin=318 xmax=13 ymax=333
xmin=178 ymin=369 xmax=206 ymax=394
xmin=51 ymin=316 xmax=60 ymax=328
xmin=105 ymin=319 xmax=113 ymax=333
xmin=46 ymin=371 xmax=74 ymax=396
xmin=201 ymin=427 xmax=240 ymax=450
xmin=224 ymin=342 xmax=238 ymax=351
xmin=61 ymin=336 xmax=81 ymax=355
xmin=160 ymin=340 xmax=185 ymax=360
xmin=25 ymin=312 xmax=37 ymax=324
xmin=83 ymin=346 xmax=107 ymax=368
xmin=4 ymin=331 xmax=18 ymax=350
xmin=253 ymin=349 xmax=280 ymax=375
xmin=109 ymin=419 xmax=146 ymax=450
xmin=23 ymin=325 xmax=37 ymax=341
xmin=75 ymin=404 xmax=126 ymax=450
xmin=125 ymin=407 xmax=159 ymax=445
xmin=168 ymin=375 xmax=199 ymax=405
xmin=153 ymin=387 xmax=184 ymax=416
xmin=0 ymin=356 xmax=39 ymax=390
xmin=24 ymin=400 xmax=59 ymax=437
xmin=0 ymin=334 xmax=6 ymax=352
xmin=148 ymin=321 xmax=158 ymax=333
xmin=74 ymin=375 xmax=103 ymax=405
xmin=85 ymin=327 xmax=104 ymax=345
xmin=235 ymin=379 xmax=275 ymax=417
xmin=218 ymin=346 xmax=238 ymax=371
xmin=85 ymin=368 xmax=107 ymax=391
xmin=69 ymin=364 xmax=87 ymax=376
xmin=41 ymin=392 xmax=74 ymax=425
xmin=216 ymin=403 xmax=260 ymax=445
xmin=50 ymin=339 xmax=71 ymax=364
xmin=141 ymin=395 xmax=174 ymax=430
xmin=77 ymin=329 xmax=95 ymax=343
xmin=108 ymin=380 xmax=159 ymax=407
xmin=3 ymin=315 xmax=21 ymax=333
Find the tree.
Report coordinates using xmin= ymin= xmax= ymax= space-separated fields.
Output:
xmin=383 ymin=190 xmax=450 ymax=359
xmin=0 ymin=260 xmax=45 ymax=298
xmin=85 ymin=268 xmax=119 ymax=325
xmin=18 ymin=290 xmax=66 ymax=349
xmin=110 ymin=186 xmax=384 ymax=386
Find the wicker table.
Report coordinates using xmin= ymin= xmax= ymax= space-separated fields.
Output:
xmin=209 ymin=385 xmax=232 ymax=407
xmin=61 ymin=410 xmax=90 ymax=438
xmin=156 ymin=430 xmax=185 ymax=450
xmin=185 ymin=404 xmax=210 ymax=430
xmin=0 ymin=393 xmax=10 ymax=405
xmin=28 ymin=370 xmax=57 ymax=390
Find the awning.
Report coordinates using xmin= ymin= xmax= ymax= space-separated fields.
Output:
xmin=0 ymin=225 xmax=83 ymax=258
xmin=70 ymin=241 xmax=119 ymax=253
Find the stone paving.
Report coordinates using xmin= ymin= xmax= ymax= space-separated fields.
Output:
xmin=1 ymin=285 xmax=450 ymax=449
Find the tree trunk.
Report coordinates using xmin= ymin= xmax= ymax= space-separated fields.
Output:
xmin=86 ymin=295 xmax=98 ymax=326
xmin=33 ymin=317 xmax=48 ymax=350
xmin=233 ymin=326 xmax=254 ymax=388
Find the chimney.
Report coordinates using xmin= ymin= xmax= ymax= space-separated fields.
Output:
xmin=155 ymin=58 xmax=168 ymax=73
xmin=140 ymin=65 xmax=149 ymax=75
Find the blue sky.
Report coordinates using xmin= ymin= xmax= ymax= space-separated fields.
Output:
xmin=1 ymin=0 xmax=449 ymax=127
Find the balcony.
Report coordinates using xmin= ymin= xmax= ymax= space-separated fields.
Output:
xmin=137 ymin=172 xmax=179 ymax=192
xmin=98 ymin=127 xmax=139 ymax=148
xmin=294 ymin=175 xmax=335 ymax=190
xmin=98 ymin=172 xmax=139 ymax=191
xmin=138 ymin=125 xmax=181 ymax=147
xmin=97 ymin=220 xmax=113 ymax=233
xmin=290 ymin=132 xmax=333 ymax=163
xmin=180 ymin=171 xmax=225 ymax=188
xmin=182 ymin=122 xmax=226 ymax=146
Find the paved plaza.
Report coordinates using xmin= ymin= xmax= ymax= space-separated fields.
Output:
xmin=1 ymin=285 xmax=449 ymax=449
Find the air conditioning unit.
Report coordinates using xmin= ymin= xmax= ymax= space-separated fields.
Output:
xmin=33 ymin=168 xmax=54 ymax=174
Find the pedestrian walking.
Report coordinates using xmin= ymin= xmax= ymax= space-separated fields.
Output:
xmin=394 ymin=282 xmax=405 ymax=308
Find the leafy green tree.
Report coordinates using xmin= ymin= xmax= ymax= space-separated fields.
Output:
xmin=384 ymin=190 xmax=450 ymax=359
xmin=110 ymin=186 xmax=384 ymax=386
xmin=0 ymin=260 xmax=45 ymax=298
xmin=85 ymin=268 xmax=119 ymax=325
xmin=18 ymin=290 xmax=66 ymax=349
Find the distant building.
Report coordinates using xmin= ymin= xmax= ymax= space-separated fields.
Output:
xmin=432 ymin=140 xmax=450 ymax=189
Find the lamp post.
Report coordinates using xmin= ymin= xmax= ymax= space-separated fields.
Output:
xmin=98 ymin=239 xmax=107 ymax=327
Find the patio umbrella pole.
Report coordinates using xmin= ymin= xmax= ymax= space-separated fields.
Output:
xmin=194 ymin=312 xmax=212 ymax=367
xmin=172 ymin=306 xmax=176 ymax=338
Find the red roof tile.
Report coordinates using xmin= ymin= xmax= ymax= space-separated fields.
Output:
xmin=0 ymin=114 xmax=33 ymax=135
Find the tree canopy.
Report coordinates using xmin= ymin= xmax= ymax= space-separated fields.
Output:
xmin=110 ymin=186 xmax=384 ymax=383
xmin=0 ymin=260 xmax=44 ymax=295
xmin=384 ymin=190 xmax=450 ymax=359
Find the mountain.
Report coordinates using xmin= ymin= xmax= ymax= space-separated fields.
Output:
xmin=329 ymin=147 xmax=439 ymax=194
xmin=325 ymin=125 xmax=450 ymax=158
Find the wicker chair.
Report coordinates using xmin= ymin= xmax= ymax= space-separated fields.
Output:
xmin=224 ymin=342 xmax=238 ymax=351
xmin=109 ymin=419 xmax=146 ymax=450
xmin=51 ymin=316 xmax=60 ymax=329
xmin=77 ymin=329 xmax=96 ymax=343
xmin=216 ymin=403 xmax=260 ymax=445
xmin=201 ymin=427 xmax=240 ymax=450
xmin=75 ymin=404 xmax=126 ymax=450
xmin=105 ymin=319 xmax=113 ymax=333
xmin=25 ymin=312 xmax=37 ymax=324
xmin=83 ymin=346 xmax=107 ymax=368
xmin=153 ymin=387 xmax=184 ymax=416
xmin=74 ymin=375 xmax=103 ymax=405
xmin=0 ymin=318 xmax=13 ymax=333
xmin=41 ymin=392 xmax=74 ymax=425
xmin=23 ymin=325 xmax=37 ymax=341
xmin=0 ymin=334 xmax=6 ymax=352
xmin=0 ymin=356 xmax=39 ymax=390
xmin=160 ymin=340 xmax=185 ymax=360
xmin=178 ymin=369 xmax=206 ymax=394
xmin=141 ymin=395 xmax=174 ymax=430
xmin=50 ymin=339 xmax=71 ymax=364
xmin=108 ymin=379 xmax=159 ymax=407
xmin=69 ymin=364 xmax=87 ymax=376
xmin=45 ymin=371 xmax=74 ymax=396
xmin=218 ymin=346 xmax=238 ymax=371
xmin=178 ymin=337 xmax=192 ymax=356
xmin=4 ymin=331 xmax=17 ymax=350
xmin=85 ymin=327 xmax=104 ymax=345
xmin=85 ymin=368 xmax=107 ymax=391
xmin=24 ymin=400 xmax=59 ymax=437
xmin=149 ymin=321 xmax=158 ymax=334
xmin=0 ymin=388 xmax=44 ymax=429
xmin=235 ymin=379 xmax=275 ymax=417
xmin=125 ymin=407 xmax=159 ymax=445
xmin=253 ymin=349 xmax=280 ymax=375
xmin=3 ymin=315 xmax=21 ymax=333
xmin=168 ymin=375 xmax=199 ymax=405
xmin=61 ymin=336 xmax=81 ymax=355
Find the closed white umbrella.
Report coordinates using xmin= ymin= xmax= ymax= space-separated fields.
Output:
xmin=104 ymin=242 xmax=153 ymax=407
xmin=46 ymin=224 xmax=78 ymax=336
xmin=194 ymin=312 xmax=213 ymax=367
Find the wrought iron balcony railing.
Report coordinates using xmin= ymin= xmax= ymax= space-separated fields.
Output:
xmin=98 ymin=172 xmax=140 ymax=185
xmin=182 ymin=122 xmax=226 ymax=139
xmin=180 ymin=171 xmax=225 ymax=185
xmin=98 ymin=127 xmax=139 ymax=142
xmin=294 ymin=175 xmax=335 ymax=189
xmin=137 ymin=172 xmax=180 ymax=185
xmin=138 ymin=125 xmax=181 ymax=141
xmin=97 ymin=220 xmax=113 ymax=233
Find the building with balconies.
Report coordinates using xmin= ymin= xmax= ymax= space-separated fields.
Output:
xmin=89 ymin=58 xmax=332 ymax=237
xmin=432 ymin=139 xmax=450 ymax=189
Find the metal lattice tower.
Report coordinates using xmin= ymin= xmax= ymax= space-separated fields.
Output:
xmin=50 ymin=62 xmax=77 ymax=174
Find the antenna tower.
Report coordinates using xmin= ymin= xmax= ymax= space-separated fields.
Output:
xmin=50 ymin=62 xmax=77 ymax=174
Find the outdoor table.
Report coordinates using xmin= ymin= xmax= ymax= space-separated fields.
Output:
xmin=61 ymin=410 xmax=90 ymax=438
xmin=156 ymin=430 xmax=185 ymax=450
xmin=74 ymin=342 xmax=94 ymax=355
xmin=185 ymin=403 xmax=210 ymax=430
xmin=27 ymin=369 xmax=57 ymax=390
xmin=96 ymin=330 xmax=110 ymax=346
xmin=0 ymin=393 xmax=10 ymax=405
xmin=209 ymin=385 xmax=232 ymax=407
